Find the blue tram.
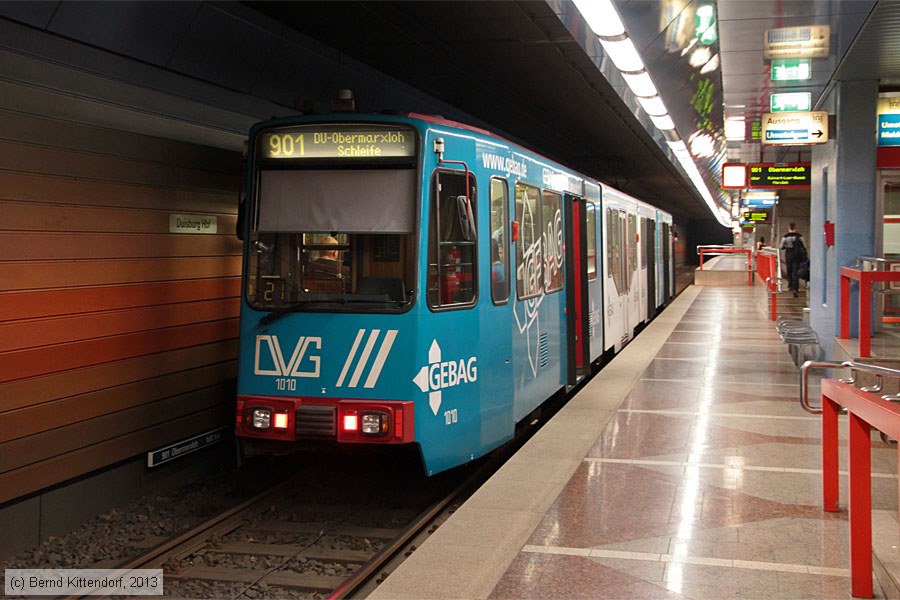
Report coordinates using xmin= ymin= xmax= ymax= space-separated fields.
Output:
xmin=234 ymin=112 xmax=674 ymax=475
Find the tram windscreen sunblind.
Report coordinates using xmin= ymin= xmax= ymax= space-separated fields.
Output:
xmin=257 ymin=169 xmax=415 ymax=233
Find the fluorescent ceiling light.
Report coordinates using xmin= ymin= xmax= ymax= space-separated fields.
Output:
xmin=572 ymin=0 xmax=626 ymax=37
xmin=689 ymin=132 xmax=715 ymax=158
xmin=689 ymin=46 xmax=713 ymax=68
xmin=700 ymin=53 xmax=720 ymax=74
xmin=599 ymin=37 xmax=644 ymax=73
xmin=621 ymin=71 xmax=657 ymax=97
xmin=649 ymin=113 xmax=675 ymax=131
xmin=638 ymin=95 xmax=667 ymax=116
xmin=724 ymin=119 xmax=745 ymax=141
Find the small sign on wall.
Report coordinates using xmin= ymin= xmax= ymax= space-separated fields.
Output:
xmin=147 ymin=427 xmax=228 ymax=467
xmin=169 ymin=214 xmax=218 ymax=234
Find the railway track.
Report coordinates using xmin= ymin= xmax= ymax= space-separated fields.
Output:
xmin=103 ymin=456 xmax=491 ymax=599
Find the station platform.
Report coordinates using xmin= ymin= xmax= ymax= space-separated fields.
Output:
xmin=369 ymin=284 xmax=899 ymax=600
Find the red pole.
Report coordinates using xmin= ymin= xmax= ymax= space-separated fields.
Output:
xmin=848 ymin=412 xmax=873 ymax=598
xmin=822 ymin=396 xmax=840 ymax=512
xmin=859 ymin=272 xmax=872 ymax=358
xmin=746 ymin=250 xmax=753 ymax=286
xmin=699 ymin=249 xmax=705 ymax=268
xmin=840 ymin=272 xmax=851 ymax=340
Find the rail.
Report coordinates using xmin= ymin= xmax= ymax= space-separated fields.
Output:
xmin=800 ymin=360 xmax=900 ymax=598
xmin=765 ymin=276 xmax=784 ymax=321
xmin=756 ymin=248 xmax=779 ymax=286
xmin=839 ymin=267 xmax=900 ymax=357
xmin=696 ymin=245 xmax=753 ymax=286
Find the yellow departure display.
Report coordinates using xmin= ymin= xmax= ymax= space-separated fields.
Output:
xmin=742 ymin=210 xmax=772 ymax=223
xmin=259 ymin=124 xmax=415 ymax=160
xmin=748 ymin=162 xmax=811 ymax=188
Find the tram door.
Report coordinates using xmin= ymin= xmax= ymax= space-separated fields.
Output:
xmin=661 ymin=222 xmax=672 ymax=300
xmin=644 ymin=217 xmax=656 ymax=319
xmin=565 ymin=194 xmax=589 ymax=385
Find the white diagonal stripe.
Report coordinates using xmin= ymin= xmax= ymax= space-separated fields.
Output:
xmin=337 ymin=329 xmax=366 ymax=387
xmin=349 ymin=329 xmax=381 ymax=388
xmin=364 ymin=329 xmax=398 ymax=388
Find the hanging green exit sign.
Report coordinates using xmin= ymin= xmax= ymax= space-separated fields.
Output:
xmin=772 ymin=58 xmax=811 ymax=81
xmin=770 ymin=92 xmax=812 ymax=113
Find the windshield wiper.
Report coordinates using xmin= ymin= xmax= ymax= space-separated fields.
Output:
xmin=258 ymin=303 xmax=310 ymax=326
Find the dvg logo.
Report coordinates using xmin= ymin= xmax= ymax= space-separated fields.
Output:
xmin=254 ymin=335 xmax=321 ymax=377
xmin=412 ymin=340 xmax=478 ymax=416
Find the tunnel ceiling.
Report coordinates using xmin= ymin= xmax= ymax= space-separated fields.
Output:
xmin=246 ymin=0 xmax=713 ymax=222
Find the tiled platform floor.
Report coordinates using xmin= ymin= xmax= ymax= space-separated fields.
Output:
xmin=370 ymin=285 xmax=898 ymax=600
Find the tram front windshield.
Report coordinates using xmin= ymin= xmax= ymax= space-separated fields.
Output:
xmin=246 ymin=167 xmax=417 ymax=312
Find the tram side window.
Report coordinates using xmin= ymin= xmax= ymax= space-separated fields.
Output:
xmin=515 ymin=182 xmax=542 ymax=299
xmin=586 ymin=203 xmax=597 ymax=281
xmin=541 ymin=190 xmax=563 ymax=293
xmin=606 ymin=208 xmax=623 ymax=294
xmin=427 ymin=170 xmax=477 ymax=308
xmin=490 ymin=178 xmax=510 ymax=304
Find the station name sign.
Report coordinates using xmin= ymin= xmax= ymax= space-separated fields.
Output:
xmin=259 ymin=124 xmax=415 ymax=160
xmin=147 ymin=427 xmax=228 ymax=467
xmin=748 ymin=163 xmax=811 ymax=188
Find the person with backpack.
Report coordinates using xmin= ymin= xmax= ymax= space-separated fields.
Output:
xmin=779 ymin=223 xmax=807 ymax=297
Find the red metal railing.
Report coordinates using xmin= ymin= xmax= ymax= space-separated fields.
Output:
xmin=839 ymin=267 xmax=900 ymax=357
xmin=801 ymin=360 xmax=900 ymax=598
xmin=696 ymin=245 xmax=754 ymax=286
xmin=756 ymin=250 xmax=780 ymax=320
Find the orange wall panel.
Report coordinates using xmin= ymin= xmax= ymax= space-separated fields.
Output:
xmin=0 ymin=278 xmax=241 ymax=321
xmin=0 ymin=319 xmax=239 ymax=383
xmin=0 ymin=257 xmax=243 ymax=291
xmin=1 ymin=112 xmax=244 ymax=504
xmin=0 ymin=340 xmax=238 ymax=411
xmin=0 ymin=298 xmax=239 ymax=352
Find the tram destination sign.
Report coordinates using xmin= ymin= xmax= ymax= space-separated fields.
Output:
xmin=748 ymin=163 xmax=811 ymax=188
xmin=259 ymin=124 xmax=415 ymax=160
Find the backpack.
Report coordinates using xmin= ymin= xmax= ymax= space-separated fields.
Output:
xmin=793 ymin=239 xmax=808 ymax=263
xmin=785 ymin=233 xmax=807 ymax=262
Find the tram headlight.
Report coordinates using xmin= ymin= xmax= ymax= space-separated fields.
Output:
xmin=361 ymin=411 xmax=390 ymax=436
xmin=250 ymin=407 xmax=272 ymax=430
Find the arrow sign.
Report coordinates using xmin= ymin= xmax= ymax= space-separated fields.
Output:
xmin=761 ymin=111 xmax=829 ymax=145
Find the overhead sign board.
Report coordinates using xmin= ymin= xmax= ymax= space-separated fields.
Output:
xmin=764 ymin=25 xmax=830 ymax=59
xmin=762 ymin=111 xmax=829 ymax=145
xmin=770 ymin=92 xmax=811 ymax=113
xmin=742 ymin=192 xmax=778 ymax=208
xmin=742 ymin=210 xmax=772 ymax=224
xmin=879 ymin=114 xmax=900 ymax=147
xmin=748 ymin=163 xmax=811 ymax=188
xmin=749 ymin=119 xmax=762 ymax=142
xmin=878 ymin=95 xmax=900 ymax=147
xmin=771 ymin=58 xmax=811 ymax=81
